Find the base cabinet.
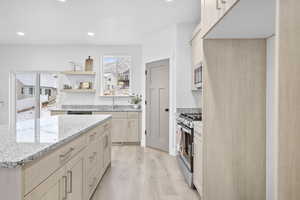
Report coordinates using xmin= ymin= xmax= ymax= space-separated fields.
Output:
xmin=111 ymin=118 xmax=128 ymax=142
xmin=66 ymin=152 xmax=85 ymax=200
xmin=193 ymin=133 xmax=203 ymax=197
xmin=93 ymin=112 xmax=141 ymax=143
xmin=24 ymin=165 xmax=66 ymax=200
xmin=127 ymin=119 xmax=139 ymax=142
xmin=23 ymin=120 xmax=112 ymax=200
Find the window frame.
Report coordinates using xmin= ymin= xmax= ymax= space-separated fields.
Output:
xmin=9 ymin=71 xmax=60 ymax=126
xmin=100 ymin=55 xmax=133 ymax=97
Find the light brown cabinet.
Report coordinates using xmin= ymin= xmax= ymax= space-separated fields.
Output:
xmin=24 ymin=166 xmax=65 ymax=200
xmin=193 ymin=133 xmax=203 ymax=197
xmin=201 ymin=0 xmax=239 ymax=36
xmin=65 ymin=152 xmax=85 ymax=200
xmin=93 ymin=112 xmax=141 ymax=144
xmin=112 ymin=118 xmax=128 ymax=142
xmin=127 ymin=119 xmax=139 ymax=142
xmin=22 ymin=120 xmax=112 ymax=200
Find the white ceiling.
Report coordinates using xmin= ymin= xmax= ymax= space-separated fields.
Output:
xmin=0 ymin=0 xmax=200 ymax=45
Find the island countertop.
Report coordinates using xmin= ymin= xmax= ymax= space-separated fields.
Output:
xmin=0 ymin=115 xmax=111 ymax=168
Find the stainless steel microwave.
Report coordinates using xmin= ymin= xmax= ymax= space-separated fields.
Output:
xmin=194 ymin=62 xmax=203 ymax=89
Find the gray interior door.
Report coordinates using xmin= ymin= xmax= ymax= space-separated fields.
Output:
xmin=146 ymin=59 xmax=169 ymax=152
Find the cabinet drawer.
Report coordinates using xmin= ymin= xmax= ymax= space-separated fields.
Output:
xmin=86 ymin=142 xmax=98 ymax=172
xmin=24 ymin=165 xmax=66 ymax=200
xmin=103 ymin=120 xmax=112 ymax=131
xmin=87 ymin=127 xmax=100 ymax=144
xmin=111 ymin=112 xmax=127 ymax=119
xmin=23 ymin=136 xmax=86 ymax=195
xmin=127 ymin=112 xmax=139 ymax=119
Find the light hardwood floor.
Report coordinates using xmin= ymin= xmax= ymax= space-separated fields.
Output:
xmin=91 ymin=146 xmax=200 ymax=200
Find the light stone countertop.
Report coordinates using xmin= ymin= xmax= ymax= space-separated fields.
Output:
xmin=50 ymin=105 xmax=142 ymax=112
xmin=0 ymin=115 xmax=111 ymax=168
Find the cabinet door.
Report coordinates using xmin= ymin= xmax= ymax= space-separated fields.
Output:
xmin=127 ymin=119 xmax=139 ymax=142
xmin=24 ymin=167 xmax=66 ymax=200
xmin=193 ymin=134 xmax=203 ymax=196
xmin=103 ymin=131 xmax=111 ymax=169
xmin=202 ymin=0 xmax=220 ymax=34
xmin=221 ymin=0 xmax=239 ymax=15
xmin=112 ymin=118 xmax=128 ymax=142
xmin=97 ymin=135 xmax=104 ymax=178
xmin=66 ymin=151 xmax=85 ymax=200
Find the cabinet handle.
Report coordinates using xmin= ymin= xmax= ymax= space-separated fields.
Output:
xmin=67 ymin=170 xmax=73 ymax=194
xmin=104 ymin=135 xmax=108 ymax=148
xmin=89 ymin=132 xmax=96 ymax=141
xmin=89 ymin=177 xmax=97 ymax=188
xmin=62 ymin=176 xmax=68 ymax=200
xmin=59 ymin=148 xmax=74 ymax=162
xmin=192 ymin=143 xmax=195 ymax=156
xmin=216 ymin=0 xmax=222 ymax=9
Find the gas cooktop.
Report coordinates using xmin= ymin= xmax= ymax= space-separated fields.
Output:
xmin=179 ymin=113 xmax=202 ymax=121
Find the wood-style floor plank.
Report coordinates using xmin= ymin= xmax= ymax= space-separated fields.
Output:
xmin=92 ymin=146 xmax=200 ymax=200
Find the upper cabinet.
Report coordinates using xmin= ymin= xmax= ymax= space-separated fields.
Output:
xmin=201 ymin=0 xmax=239 ymax=36
xmin=201 ymin=0 xmax=275 ymax=39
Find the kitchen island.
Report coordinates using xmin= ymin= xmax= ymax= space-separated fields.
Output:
xmin=0 ymin=115 xmax=112 ymax=200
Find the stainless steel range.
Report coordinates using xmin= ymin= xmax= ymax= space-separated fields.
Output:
xmin=176 ymin=112 xmax=202 ymax=187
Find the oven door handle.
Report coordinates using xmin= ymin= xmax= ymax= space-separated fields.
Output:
xmin=181 ymin=127 xmax=192 ymax=134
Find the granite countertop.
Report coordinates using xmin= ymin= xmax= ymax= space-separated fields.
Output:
xmin=50 ymin=105 xmax=142 ymax=112
xmin=0 ymin=115 xmax=111 ymax=168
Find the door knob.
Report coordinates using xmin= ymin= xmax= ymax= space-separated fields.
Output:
xmin=165 ymin=108 xmax=169 ymax=112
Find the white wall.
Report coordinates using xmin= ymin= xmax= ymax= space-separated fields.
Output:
xmin=142 ymin=22 xmax=200 ymax=155
xmin=141 ymin=25 xmax=177 ymax=153
xmin=176 ymin=23 xmax=201 ymax=108
xmin=0 ymin=44 xmax=142 ymax=124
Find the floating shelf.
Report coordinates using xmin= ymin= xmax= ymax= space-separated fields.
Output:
xmin=61 ymin=71 xmax=96 ymax=75
xmin=60 ymin=89 xmax=96 ymax=93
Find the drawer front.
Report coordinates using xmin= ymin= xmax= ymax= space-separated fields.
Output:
xmin=127 ymin=112 xmax=139 ymax=119
xmin=87 ymin=127 xmax=100 ymax=144
xmin=111 ymin=112 xmax=127 ymax=119
xmin=86 ymin=142 xmax=98 ymax=172
xmin=23 ymin=136 xmax=86 ymax=195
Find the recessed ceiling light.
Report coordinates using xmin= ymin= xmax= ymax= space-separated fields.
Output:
xmin=87 ymin=32 xmax=95 ymax=37
xmin=16 ymin=32 xmax=25 ymax=36
xmin=57 ymin=0 xmax=67 ymax=2
xmin=165 ymin=0 xmax=174 ymax=2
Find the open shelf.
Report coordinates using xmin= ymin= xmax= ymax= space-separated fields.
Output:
xmin=60 ymin=89 xmax=96 ymax=93
xmin=61 ymin=71 xmax=96 ymax=75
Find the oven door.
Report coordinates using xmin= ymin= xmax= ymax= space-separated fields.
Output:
xmin=177 ymin=123 xmax=194 ymax=172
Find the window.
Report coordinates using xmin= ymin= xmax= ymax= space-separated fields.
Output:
xmin=14 ymin=72 xmax=59 ymax=123
xmin=29 ymin=87 xmax=34 ymax=95
xmin=102 ymin=56 xmax=131 ymax=96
